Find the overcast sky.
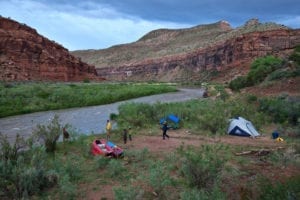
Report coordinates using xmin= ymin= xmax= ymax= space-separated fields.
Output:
xmin=0 ymin=0 xmax=299 ymax=51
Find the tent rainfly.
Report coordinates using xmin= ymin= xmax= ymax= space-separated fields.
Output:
xmin=227 ymin=117 xmax=260 ymax=137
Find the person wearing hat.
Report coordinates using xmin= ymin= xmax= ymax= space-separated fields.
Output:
xmin=162 ymin=121 xmax=170 ymax=140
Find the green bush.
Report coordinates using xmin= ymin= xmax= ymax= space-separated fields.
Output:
xmin=58 ymin=174 xmax=77 ymax=199
xmin=247 ymin=56 xmax=283 ymax=84
xmin=95 ymin=156 xmax=110 ymax=169
xmin=113 ymin=185 xmax=142 ymax=200
xmin=0 ymin=134 xmax=55 ymax=199
xmin=229 ymin=76 xmax=249 ymax=91
xmin=258 ymin=176 xmax=300 ymax=200
xmin=107 ymin=159 xmax=126 ymax=179
xmin=178 ymin=144 xmax=228 ymax=189
xmin=32 ymin=114 xmax=62 ymax=153
xmin=289 ymin=45 xmax=300 ymax=65
xmin=258 ymin=96 xmax=300 ymax=126
xmin=143 ymin=160 xmax=174 ymax=198
xmin=229 ymin=56 xmax=283 ymax=90
xmin=180 ymin=186 xmax=226 ymax=200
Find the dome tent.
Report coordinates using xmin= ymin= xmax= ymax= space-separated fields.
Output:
xmin=227 ymin=117 xmax=260 ymax=137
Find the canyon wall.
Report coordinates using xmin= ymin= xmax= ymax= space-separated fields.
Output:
xmin=0 ymin=17 xmax=102 ymax=81
xmin=96 ymin=29 xmax=300 ymax=82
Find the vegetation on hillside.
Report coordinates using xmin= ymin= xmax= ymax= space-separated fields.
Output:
xmin=0 ymin=82 xmax=176 ymax=118
xmin=229 ymin=46 xmax=300 ymax=91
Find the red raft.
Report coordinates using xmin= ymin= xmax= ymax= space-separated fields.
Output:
xmin=91 ymin=139 xmax=123 ymax=158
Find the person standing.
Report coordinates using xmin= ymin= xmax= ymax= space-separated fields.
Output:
xmin=128 ymin=127 xmax=132 ymax=141
xmin=123 ymin=129 xmax=128 ymax=144
xmin=162 ymin=121 xmax=170 ymax=140
xmin=106 ymin=119 xmax=112 ymax=140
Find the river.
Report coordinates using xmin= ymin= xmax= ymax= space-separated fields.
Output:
xmin=0 ymin=88 xmax=204 ymax=143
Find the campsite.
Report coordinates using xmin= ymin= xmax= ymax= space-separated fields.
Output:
xmin=1 ymin=80 xmax=299 ymax=199
xmin=0 ymin=13 xmax=300 ymax=199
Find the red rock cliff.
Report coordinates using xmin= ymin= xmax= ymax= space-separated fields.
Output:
xmin=0 ymin=17 xmax=101 ymax=81
xmin=96 ymin=29 xmax=300 ymax=82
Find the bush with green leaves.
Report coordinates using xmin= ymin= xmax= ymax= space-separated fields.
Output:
xmin=247 ymin=56 xmax=283 ymax=84
xmin=178 ymin=144 xmax=229 ymax=190
xmin=228 ymin=76 xmax=249 ymax=91
xmin=258 ymin=176 xmax=300 ymax=200
xmin=107 ymin=159 xmax=126 ymax=179
xmin=142 ymin=160 xmax=174 ymax=198
xmin=289 ymin=45 xmax=300 ymax=65
xmin=180 ymin=186 xmax=226 ymax=200
xmin=113 ymin=185 xmax=142 ymax=200
xmin=258 ymin=96 xmax=300 ymax=126
xmin=229 ymin=56 xmax=283 ymax=90
xmin=95 ymin=156 xmax=110 ymax=169
xmin=0 ymin=134 xmax=56 ymax=199
xmin=32 ymin=114 xmax=62 ymax=153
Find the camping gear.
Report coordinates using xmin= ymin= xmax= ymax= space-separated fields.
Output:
xmin=276 ymin=137 xmax=284 ymax=142
xmin=227 ymin=117 xmax=260 ymax=137
xmin=91 ymin=139 xmax=123 ymax=158
xmin=160 ymin=114 xmax=180 ymax=129
xmin=272 ymin=131 xmax=279 ymax=139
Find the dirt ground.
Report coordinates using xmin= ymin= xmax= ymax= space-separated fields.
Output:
xmin=83 ymin=129 xmax=292 ymax=200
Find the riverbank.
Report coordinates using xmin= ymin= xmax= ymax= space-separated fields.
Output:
xmin=0 ymin=88 xmax=204 ymax=143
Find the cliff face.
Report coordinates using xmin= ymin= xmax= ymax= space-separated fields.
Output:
xmin=96 ymin=29 xmax=300 ymax=82
xmin=0 ymin=17 xmax=101 ymax=81
xmin=73 ymin=19 xmax=300 ymax=82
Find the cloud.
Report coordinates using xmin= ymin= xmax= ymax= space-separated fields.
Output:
xmin=0 ymin=0 xmax=299 ymax=50
xmin=0 ymin=0 xmax=192 ymax=50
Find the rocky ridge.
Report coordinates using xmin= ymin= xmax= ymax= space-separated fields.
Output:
xmin=72 ymin=19 xmax=300 ymax=82
xmin=0 ymin=16 xmax=102 ymax=81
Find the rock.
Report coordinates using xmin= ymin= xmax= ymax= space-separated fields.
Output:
xmin=0 ymin=16 xmax=104 ymax=82
xmin=73 ymin=19 xmax=300 ymax=82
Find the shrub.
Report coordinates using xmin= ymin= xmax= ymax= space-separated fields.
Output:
xmin=258 ymin=176 xmax=300 ymax=200
xmin=95 ymin=156 xmax=110 ymax=169
xmin=0 ymin=134 xmax=55 ymax=199
xmin=178 ymin=144 xmax=228 ymax=189
xmin=229 ymin=56 xmax=283 ymax=90
xmin=289 ymin=45 xmax=300 ymax=65
xmin=143 ymin=160 xmax=174 ymax=198
xmin=113 ymin=185 xmax=142 ymax=200
xmin=32 ymin=114 xmax=62 ymax=153
xmin=180 ymin=186 xmax=226 ymax=200
xmin=247 ymin=56 xmax=283 ymax=85
xmin=58 ymin=174 xmax=77 ymax=199
xmin=258 ymin=96 xmax=300 ymax=126
xmin=107 ymin=159 xmax=126 ymax=179
xmin=229 ymin=76 xmax=249 ymax=91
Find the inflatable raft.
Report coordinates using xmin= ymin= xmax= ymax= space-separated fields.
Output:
xmin=91 ymin=139 xmax=123 ymax=158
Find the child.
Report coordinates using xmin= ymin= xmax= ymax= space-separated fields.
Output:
xmin=123 ymin=129 xmax=128 ymax=144
xmin=128 ymin=127 xmax=132 ymax=141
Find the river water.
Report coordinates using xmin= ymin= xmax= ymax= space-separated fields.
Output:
xmin=0 ymin=88 xmax=204 ymax=142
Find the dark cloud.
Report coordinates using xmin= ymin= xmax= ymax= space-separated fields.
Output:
xmin=38 ymin=0 xmax=300 ymax=27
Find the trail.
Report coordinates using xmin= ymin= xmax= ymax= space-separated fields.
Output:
xmin=0 ymin=88 xmax=204 ymax=143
